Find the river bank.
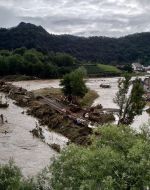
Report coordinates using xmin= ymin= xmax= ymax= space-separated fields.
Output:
xmin=12 ymin=78 xmax=150 ymax=129
xmin=0 ymin=81 xmax=115 ymax=147
xmin=0 ymin=93 xmax=58 ymax=176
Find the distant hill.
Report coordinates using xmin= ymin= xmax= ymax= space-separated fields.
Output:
xmin=0 ymin=22 xmax=150 ymax=65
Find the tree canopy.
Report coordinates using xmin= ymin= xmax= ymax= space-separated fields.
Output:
xmin=1 ymin=22 xmax=150 ymax=65
xmin=0 ymin=124 xmax=150 ymax=189
xmin=0 ymin=48 xmax=77 ymax=78
xmin=114 ymin=75 xmax=145 ymax=124
xmin=51 ymin=124 xmax=150 ymax=190
xmin=0 ymin=48 xmax=122 ymax=78
xmin=60 ymin=67 xmax=88 ymax=102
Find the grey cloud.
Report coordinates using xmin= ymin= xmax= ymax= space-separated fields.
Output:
xmin=0 ymin=0 xmax=150 ymax=37
xmin=0 ymin=6 xmax=20 ymax=28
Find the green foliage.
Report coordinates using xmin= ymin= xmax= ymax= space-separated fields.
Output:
xmin=0 ymin=161 xmax=50 ymax=190
xmin=97 ymin=64 xmax=121 ymax=74
xmin=122 ymin=64 xmax=133 ymax=73
xmin=129 ymin=79 xmax=145 ymax=115
xmin=83 ymin=64 xmax=122 ymax=77
xmin=0 ymin=50 xmax=10 ymax=56
xmin=51 ymin=124 xmax=150 ymax=190
xmin=13 ymin=47 xmax=27 ymax=56
xmin=84 ymin=64 xmax=101 ymax=75
xmin=60 ymin=67 xmax=88 ymax=101
xmin=0 ymin=48 xmax=77 ymax=78
xmin=1 ymin=22 xmax=150 ymax=64
xmin=0 ymin=49 xmax=122 ymax=79
xmin=79 ymin=90 xmax=99 ymax=107
xmin=0 ymin=160 xmax=22 ymax=190
xmin=114 ymin=75 xmax=145 ymax=124
xmin=0 ymin=124 xmax=150 ymax=190
xmin=52 ymin=53 xmax=75 ymax=66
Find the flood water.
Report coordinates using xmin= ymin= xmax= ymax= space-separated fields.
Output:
xmin=86 ymin=78 xmax=150 ymax=130
xmin=13 ymin=77 xmax=150 ymax=129
xmin=0 ymin=94 xmax=68 ymax=177
xmin=1 ymin=77 xmax=149 ymax=176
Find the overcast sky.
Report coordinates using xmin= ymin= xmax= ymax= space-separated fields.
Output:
xmin=0 ymin=0 xmax=150 ymax=37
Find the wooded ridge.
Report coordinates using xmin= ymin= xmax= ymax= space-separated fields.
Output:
xmin=1 ymin=22 xmax=150 ymax=65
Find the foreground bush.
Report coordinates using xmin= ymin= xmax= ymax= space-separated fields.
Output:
xmin=51 ymin=124 xmax=150 ymax=190
xmin=0 ymin=160 xmax=52 ymax=190
xmin=0 ymin=160 xmax=37 ymax=190
xmin=0 ymin=124 xmax=150 ymax=189
xmin=0 ymin=160 xmax=22 ymax=190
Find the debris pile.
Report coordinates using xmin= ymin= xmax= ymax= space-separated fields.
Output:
xmin=27 ymin=103 xmax=92 ymax=145
xmin=49 ymin=143 xmax=61 ymax=153
xmin=0 ymin=80 xmax=115 ymax=146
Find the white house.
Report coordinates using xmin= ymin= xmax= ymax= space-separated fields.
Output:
xmin=143 ymin=66 xmax=150 ymax=73
xmin=132 ymin=63 xmax=144 ymax=72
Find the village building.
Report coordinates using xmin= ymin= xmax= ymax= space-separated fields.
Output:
xmin=132 ymin=63 xmax=144 ymax=72
xmin=143 ymin=77 xmax=150 ymax=93
xmin=143 ymin=66 xmax=150 ymax=73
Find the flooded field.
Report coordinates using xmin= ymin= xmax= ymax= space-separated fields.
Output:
xmin=13 ymin=77 xmax=150 ymax=129
xmin=0 ymin=93 xmax=67 ymax=177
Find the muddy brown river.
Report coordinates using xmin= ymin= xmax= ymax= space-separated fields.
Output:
xmin=0 ymin=77 xmax=149 ymax=176
xmin=13 ymin=77 xmax=150 ymax=130
xmin=0 ymin=93 xmax=68 ymax=177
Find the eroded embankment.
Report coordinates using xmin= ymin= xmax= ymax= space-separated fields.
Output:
xmin=0 ymin=81 xmax=92 ymax=145
xmin=0 ymin=81 xmax=115 ymax=146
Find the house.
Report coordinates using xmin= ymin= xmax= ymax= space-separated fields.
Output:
xmin=143 ymin=66 xmax=150 ymax=73
xmin=143 ymin=77 xmax=150 ymax=93
xmin=132 ymin=63 xmax=144 ymax=72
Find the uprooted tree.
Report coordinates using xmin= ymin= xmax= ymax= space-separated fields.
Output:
xmin=60 ymin=67 xmax=88 ymax=103
xmin=114 ymin=75 xmax=145 ymax=125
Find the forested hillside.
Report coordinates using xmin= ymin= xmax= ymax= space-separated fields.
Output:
xmin=0 ymin=22 xmax=150 ymax=65
xmin=0 ymin=48 xmax=121 ymax=78
xmin=0 ymin=48 xmax=77 ymax=78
